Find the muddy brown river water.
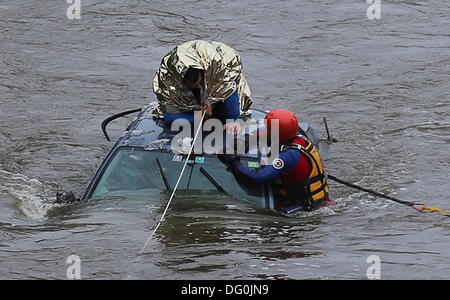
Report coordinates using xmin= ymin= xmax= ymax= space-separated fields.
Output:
xmin=0 ymin=0 xmax=449 ymax=279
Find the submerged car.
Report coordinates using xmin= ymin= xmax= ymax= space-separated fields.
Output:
xmin=82 ymin=105 xmax=321 ymax=214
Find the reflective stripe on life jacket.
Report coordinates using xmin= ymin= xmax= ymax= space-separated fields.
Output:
xmin=274 ymin=135 xmax=330 ymax=211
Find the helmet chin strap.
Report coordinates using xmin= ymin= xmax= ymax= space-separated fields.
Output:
xmin=282 ymin=136 xmax=298 ymax=144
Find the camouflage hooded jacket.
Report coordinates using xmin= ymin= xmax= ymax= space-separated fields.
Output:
xmin=152 ymin=40 xmax=252 ymax=117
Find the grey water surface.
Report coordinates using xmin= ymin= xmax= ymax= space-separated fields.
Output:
xmin=0 ymin=0 xmax=449 ymax=279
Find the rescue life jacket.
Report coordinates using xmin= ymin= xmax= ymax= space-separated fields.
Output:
xmin=273 ymin=135 xmax=330 ymax=211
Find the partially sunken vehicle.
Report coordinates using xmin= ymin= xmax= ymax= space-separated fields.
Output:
xmin=82 ymin=105 xmax=321 ymax=214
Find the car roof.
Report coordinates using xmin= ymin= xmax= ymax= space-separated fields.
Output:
xmin=115 ymin=107 xmax=275 ymax=153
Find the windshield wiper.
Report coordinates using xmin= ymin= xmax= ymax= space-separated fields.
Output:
xmin=155 ymin=158 xmax=172 ymax=192
xmin=199 ymin=167 xmax=227 ymax=194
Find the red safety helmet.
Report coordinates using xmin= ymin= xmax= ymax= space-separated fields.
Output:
xmin=265 ymin=109 xmax=299 ymax=143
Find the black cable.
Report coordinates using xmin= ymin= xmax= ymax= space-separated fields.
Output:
xmin=327 ymin=173 xmax=421 ymax=207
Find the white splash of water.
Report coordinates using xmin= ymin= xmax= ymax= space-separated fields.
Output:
xmin=0 ymin=170 xmax=62 ymax=221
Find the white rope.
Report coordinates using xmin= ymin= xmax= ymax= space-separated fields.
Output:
xmin=140 ymin=111 xmax=206 ymax=253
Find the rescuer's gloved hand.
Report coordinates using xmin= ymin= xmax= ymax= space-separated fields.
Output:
xmin=218 ymin=154 xmax=240 ymax=169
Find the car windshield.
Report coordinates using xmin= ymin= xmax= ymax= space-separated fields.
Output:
xmin=91 ymin=147 xmax=267 ymax=208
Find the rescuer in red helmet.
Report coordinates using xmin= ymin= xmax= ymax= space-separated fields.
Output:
xmin=220 ymin=109 xmax=331 ymax=214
